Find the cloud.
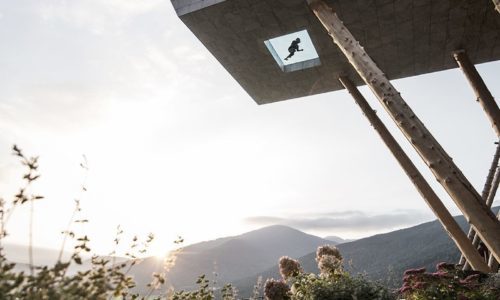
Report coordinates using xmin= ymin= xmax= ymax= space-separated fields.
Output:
xmin=245 ymin=209 xmax=430 ymax=232
xmin=0 ymin=83 xmax=111 ymax=136
xmin=38 ymin=0 xmax=166 ymax=34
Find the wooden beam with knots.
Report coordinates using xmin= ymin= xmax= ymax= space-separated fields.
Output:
xmin=309 ymin=0 xmax=500 ymax=267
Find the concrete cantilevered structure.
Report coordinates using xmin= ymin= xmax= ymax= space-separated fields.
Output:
xmin=172 ymin=0 xmax=500 ymax=104
xmin=171 ymin=0 xmax=500 ymax=272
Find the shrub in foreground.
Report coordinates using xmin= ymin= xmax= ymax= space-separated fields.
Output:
xmin=398 ymin=262 xmax=499 ymax=300
xmin=264 ymin=245 xmax=394 ymax=300
xmin=3 ymin=146 xmax=498 ymax=300
xmin=0 ymin=146 xmax=165 ymax=299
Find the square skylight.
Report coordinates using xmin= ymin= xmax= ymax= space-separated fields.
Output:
xmin=264 ymin=29 xmax=321 ymax=73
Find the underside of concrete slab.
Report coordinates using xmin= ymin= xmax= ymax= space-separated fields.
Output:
xmin=171 ymin=0 xmax=500 ymax=104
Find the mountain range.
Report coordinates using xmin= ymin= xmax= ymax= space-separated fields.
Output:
xmin=130 ymin=208 xmax=498 ymax=296
xmin=6 ymin=208 xmax=497 ymax=297
xmin=324 ymin=235 xmax=356 ymax=244
xmin=233 ymin=207 xmax=499 ymax=296
xmin=130 ymin=225 xmax=335 ymax=292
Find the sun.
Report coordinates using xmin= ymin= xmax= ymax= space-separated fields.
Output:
xmin=147 ymin=246 xmax=168 ymax=259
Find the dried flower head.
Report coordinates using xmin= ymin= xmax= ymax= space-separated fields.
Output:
xmin=315 ymin=245 xmax=342 ymax=263
xmin=279 ymin=256 xmax=302 ymax=280
xmin=398 ymin=284 xmax=412 ymax=294
xmin=264 ymin=278 xmax=290 ymax=300
xmin=436 ymin=262 xmax=455 ymax=271
xmin=413 ymin=281 xmax=426 ymax=289
xmin=318 ymin=254 xmax=343 ymax=275
xmin=403 ymin=268 xmax=426 ymax=276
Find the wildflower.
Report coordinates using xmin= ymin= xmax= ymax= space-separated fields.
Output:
xmin=403 ymin=268 xmax=426 ymax=276
xmin=278 ymin=256 xmax=302 ymax=280
xmin=430 ymin=271 xmax=448 ymax=278
xmin=413 ymin=281 xmax=426 ymax=289
xmin=315 ymin=245 xmax=342 ymax=262
xmin=318 ymin=254 xmax=342 ymax=275
xmin=264 ymin=278 xmax=290 ymax=300
xmin=436 ymin=262 xmax=455 ymax=271
xmin=398 ymin=285 xmax=412 ymax=294
xmin=463 ymin=274 xmax=480 ymax=282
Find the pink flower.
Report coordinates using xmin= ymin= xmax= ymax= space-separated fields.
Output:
xmin=430 ymin=271 xmax=448 ymax=278
xmin=403 ymin=268 xmax=426 ymax=276
xmin=436 ymin=262 xmax=455 ymax=271
xmin=465 ymin=274 xmax=479 ymax=280
xmin=398 ymin=285 xmax=412 ymax=294
xmin=413 ymin=281 xmax=426 ymax=289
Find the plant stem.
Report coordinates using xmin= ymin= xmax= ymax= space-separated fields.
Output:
xmin=57 ymin=207 xmax=78 ymax=262
xmin=29 ymin=198 xmax=34 ymax=276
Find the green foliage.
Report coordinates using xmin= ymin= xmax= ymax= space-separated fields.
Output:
xmin=221 ymin=283 xmax=238 ymax=300
xmin=398 ymin=263 xmax=499 ymax=300
xmin=0 ymin=145 xmax=165 ymax=300
xmin=0 ymin=256 xmax=139 ymax=299
xmin=171 ymin=275 xmax=214 ymax=300
xmin=265 ymin=245 xmax=394 ymax=300
xmin=2 ymin=146 xmax=498 ymax=300
xmin=251 ymin=276 xmax=263 ymax=300
xmin=170 ymin=275 xmax=239 ymax=300
xmin=289 ymin=272 xmax=393 ymax=300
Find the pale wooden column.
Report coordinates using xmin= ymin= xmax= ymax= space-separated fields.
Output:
xmin=453 ymin=50 xmax=500 ymax=137
xmin=464 ymin=164 xmax=500 ymax=269
xmin=339 ymin=76 xmax=490 ymax=272
xmin=308 ymin=0 xmax=500 ymax=263
xmin=460 ymin=143 xmax=500 ymax=267
xmin=494 ymin=0 xmax=500 ymax=14
xmin=453 ymin=50 xmax=500 ymax=268
xmin=488 ymin=212 xmax=500 ymax=271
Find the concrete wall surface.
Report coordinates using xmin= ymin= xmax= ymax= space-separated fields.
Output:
xmin=171 ymin=0 xmax=500 ymax=104
xmin=171 ymin=0 xmax=226 ymax=16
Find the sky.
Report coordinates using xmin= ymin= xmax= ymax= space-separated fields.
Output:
xmin=0 ymin=0 xmax=499 ymax=260
xmin=266 ymin=29 xmax=319 ymax=66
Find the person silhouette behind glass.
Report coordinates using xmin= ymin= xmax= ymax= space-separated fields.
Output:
xmin=284 ymin=38 xmax=303 ymax=61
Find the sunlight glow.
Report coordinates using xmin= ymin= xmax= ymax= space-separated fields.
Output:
xmin=1 ymin=0 xmax=499 ymax=264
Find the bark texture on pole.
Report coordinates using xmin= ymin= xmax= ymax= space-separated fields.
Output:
xmin=460 ymin=143 xmax=500 ymax=266
xmin=453 ymin=50 xmax=500 ymax=137
xmin=481 ymin=143 xmax=500 ymax=203
xmin=309 ymin=0 xmax=500 ymax=263
xmin=339 ymin=76 xmax=491 ymax=272
xmin=488 ymin=212 xmax=500 ymax=272
xmin=464 ymin=164 xmax=500 ymax=270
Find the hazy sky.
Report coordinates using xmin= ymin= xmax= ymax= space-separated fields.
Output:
xmin=267 ymin=29 xmax=319 ymax=66
xmin=1 ymin=0 xmax=499 ymax=259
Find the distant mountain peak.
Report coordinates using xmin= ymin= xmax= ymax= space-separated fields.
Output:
xmin=243 ymin=224 xmax=303 ymax=235
xmin=324 ymin=235 xmax=355 ymax=244
xmin=129 ymin=224 xmax=332 ymax=293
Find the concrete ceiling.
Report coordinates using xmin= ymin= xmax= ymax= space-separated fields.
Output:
xmin=172 ymin=0 xmax=500 ymax=104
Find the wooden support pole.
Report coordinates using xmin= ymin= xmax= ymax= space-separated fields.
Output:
xmin=452 ymin=50 xmax=500 ymax=267
xmin=481 ymin=143 xmax=500 ymax=204
xmin=464 ymin=163 xmax=500 ymax=270
xmin=309 ymin=0 xmax=500 ymax=264
xmin=453 ymin=50 xmax=500 ymax=137
xmin=339 ymin=76 xmax=491 ymax=273
xmin=460 ymin=143 xmax=500 ymax=266
xmin=494 ymin=0 xmax=500 ymax=14
xmin=488 ymin=211 xmax=500 ymax=272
